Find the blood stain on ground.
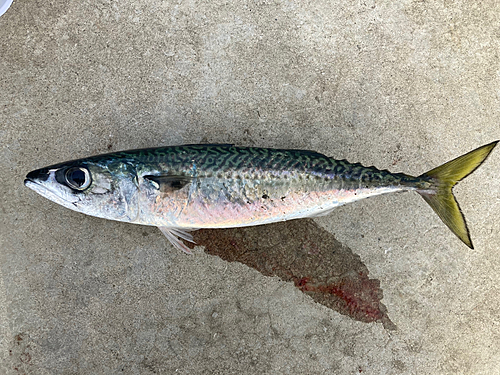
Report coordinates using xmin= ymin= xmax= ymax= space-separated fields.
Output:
xmin=187 ymin=219 xmax=396 ymax=330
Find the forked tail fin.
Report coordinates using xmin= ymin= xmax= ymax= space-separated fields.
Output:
xmin=417 ymin=141 xmax=498 ymax=249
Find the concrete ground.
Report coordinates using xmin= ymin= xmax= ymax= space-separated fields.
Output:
xmin=1 ymin=0 xmax=499 ymax=373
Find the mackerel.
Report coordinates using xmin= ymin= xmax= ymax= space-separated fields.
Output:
xmin=25 ymin=142 xmax=498 ymax=253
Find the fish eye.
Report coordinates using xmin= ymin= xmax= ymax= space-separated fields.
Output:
xmin=65 ymin=167 xmax=91 ymax=190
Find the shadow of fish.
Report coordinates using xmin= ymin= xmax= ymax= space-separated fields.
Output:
xmin=188 ymin=219 xmax=397 ymax=330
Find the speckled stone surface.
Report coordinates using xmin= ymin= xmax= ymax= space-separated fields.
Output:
xmin=1 ymin=1 xmax=499 ymax=374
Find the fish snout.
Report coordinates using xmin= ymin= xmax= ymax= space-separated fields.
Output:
xmin=25 ymin=168 xmax=50 ymax=185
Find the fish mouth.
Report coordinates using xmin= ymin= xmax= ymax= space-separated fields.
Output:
xmin=24 ymin=177 xmax=40 ymax=189
xmin=24 ymin=176 xmax=80 ymax=209
xmin=24 ymin=178 xmax=59 ymax=199
xmin=24 ymin=177 xmax=37 ymax=187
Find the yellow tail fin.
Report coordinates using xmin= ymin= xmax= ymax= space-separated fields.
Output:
xmin=417 ymin=141 xmax=498 ymax=249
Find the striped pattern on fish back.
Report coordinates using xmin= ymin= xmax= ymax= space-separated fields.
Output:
xmin=105 ymin=144 xmax=416 ymax=188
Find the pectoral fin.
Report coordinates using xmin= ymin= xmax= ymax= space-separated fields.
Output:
xmin=144 ymin=175 xmax=193 ymax=193
xmin=158 ymin=226 xmax=197 ymax=255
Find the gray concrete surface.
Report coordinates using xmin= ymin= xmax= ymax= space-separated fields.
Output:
xmin=1 ymin=0 xmax=500 ymax=373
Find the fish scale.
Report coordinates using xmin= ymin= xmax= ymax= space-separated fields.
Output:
xmin=25 ymin=142 xmax=498 ymax=253
xmin=128 ymin=146 xmax=422 ymax=232
xmin=122 ymin=145 xmax=405 ymax=187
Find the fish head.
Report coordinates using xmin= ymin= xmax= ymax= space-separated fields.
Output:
xmin=24 ymin=158 xmax=139 ymax=222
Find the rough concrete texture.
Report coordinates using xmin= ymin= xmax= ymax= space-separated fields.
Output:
xmin=1 ymin=0 xmax=499 ymax=373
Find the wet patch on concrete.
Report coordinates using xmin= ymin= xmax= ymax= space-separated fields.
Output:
xmin=188 ymin=219 xmax=396 ymax=330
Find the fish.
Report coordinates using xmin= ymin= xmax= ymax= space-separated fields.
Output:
xmin=24 ymin=142 xmax=498 ymax=253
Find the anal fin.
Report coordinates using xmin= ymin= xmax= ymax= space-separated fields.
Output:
xmin=158 ymin=226 xmax=197 ymax=255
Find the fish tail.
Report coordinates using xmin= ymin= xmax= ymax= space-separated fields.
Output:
xmin=417 ymin=141 xmax=498 ymax=249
